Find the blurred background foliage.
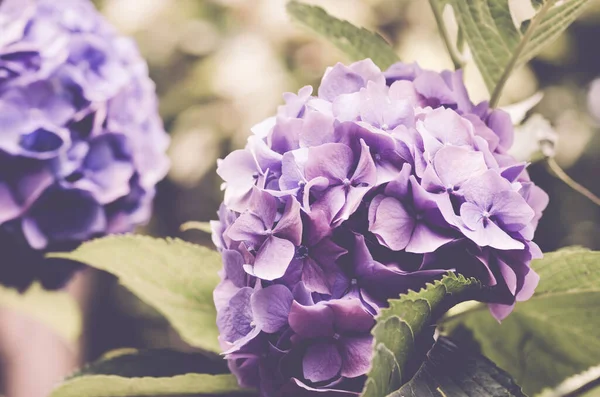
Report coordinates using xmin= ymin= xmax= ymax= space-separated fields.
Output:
xmin=82 ymin=0 xmax=600 ymax=361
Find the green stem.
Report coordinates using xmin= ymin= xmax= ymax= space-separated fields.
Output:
xmin=436 ymin=302 xmax=487 ymax=326
xmin=489 ymin=2 xmax=553 ymax=108
xmin=547 ymin=158 xmax=600 ymax=207
xmin=429 ymin=0 xmax=464 ymax=71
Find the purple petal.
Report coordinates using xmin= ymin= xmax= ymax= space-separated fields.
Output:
xmin=288 ymin=301 xmax=334 ymax=338
xmin=226 ymin=212 xmax=265 ymax=247
xmin=516 ymin=268 xmax=539 ymax=302
xmin=301 ymin=239 xmax=348 ymax=294
xmin=389 ymin=80 xmax=421 ymax=107
xmin=464 ymin=114 xmax=500 ymax=151
xmin=216 ymin=287 xmax=254 ymax=344
xmin=332 ymin=92 xmax=361 ymax=122
xmin=335 ymin=185 xmax=370 ymax=225
xmin=301 ymin=256 xmax=331 ymax=295
xmin=310 ymin=185 xmax=346 ymax=226
xmin=369 ymin=196 xmax=415 ymax=251
xmin=247 ymin=135 xmax=282 ymax=174
xmin=305 ymin=143 xmax=353 ymax=183
xmin=383 ymin=163 xmax=412 ymax=199
xmin=491 ymin=190 xmax=535 ymax=231
xmin=22 ymin=187 xmax=106 ymax=249
xmin=497 ymin=257 xmax=518 ymax=296
xmin=501 ymin=162 xmax=527 ymax=182
xmin=217 ymin=149 xmax=259 ymax=207
xmin=351 ymin=139 xmax=377 ymax=185
xmin=384 ymin=62 xmax=423 ymax=82
xmin=413 ymin=71 xmax=456 ymax=105
xmin=460 ymin=219 xmax=524 ymax=250
xmin=418 ymin=108 xmax=474 ymax=156
xmin=358 ymin=81 xmax=414 ymax=129
xmin=271 ymin=118 xmax=302 ymax=153
xmin=328 ymin=298 xmax=374 ymax=334
xmin=279 ymin=149 xmax=306 ymax=190
xmin=273 ymin=197 xmax=302 ymax=245
xmin=251 ymin=284 xmax=293 ymax=333
xmin=303 ymin=342 xmax=342 ymax=382
xmin=0 ymin=183 xmax=22 ymax=223
xmin=460 ymin=170 xmax=512 ymax=211
xmin=406 ymin=222 xmax=454 ymax=254
xmin=248 ymin=188 xmax=279 ymax=228
xmin=253 ymin=235 xmax=295 ymax=281
xmin=223 ymin=249 xmax=247 ymax=288
xmin=367 ymin=194 xmax=385 ymax=227
xmin=318 ymin=59 xmax=383 ymax=101
xmin=460 ymin=202 xmax=485 ymax=231
xmin=441 ymin=69 xmax=473 ymax=113
xmin=339 ymin=335 xmax=373 ymax=378
xmin=431 ymin=146 xmax=487 ymax=191
xmin=213 ymin=280 xmax=240 ymax=313
xmin=299 ymin=111 xmax=335 ymax=147
xmin=278 ymin=85 xmax=313 ymax=118
xmin=489 ymin=302 xmax=515 ymax=322
xmin=348 ymin=59 xmax=385 ymax=85
xmin=487 ymin=109 xmax=514 ymax=150
xmin=318 ymin=63 xmax=368 ymax=101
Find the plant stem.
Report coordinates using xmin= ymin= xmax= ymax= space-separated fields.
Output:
xmin=489 ymin=2 xmax=553 ymax=108
xmin=547 ymin=157 xmax=600 ymax=207
xmin=429 ymin=0 xmax=464 ymax=71
xmin=436 ymin=302 xmax=487 ymax=326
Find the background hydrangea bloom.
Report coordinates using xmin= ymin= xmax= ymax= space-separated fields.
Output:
xmin=0 ymin=0 xmax=169 ymax=289
xmin=213 ymin=59 xmax=548 ymax=395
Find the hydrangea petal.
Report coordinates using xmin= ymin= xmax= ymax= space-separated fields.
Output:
xmin=253 ymin=236 xmax=295 ymax=281
xmin=303 ymin=342 xmax=342 ymax=383
xmin=251 ymin=284 xmax=293 ymax=334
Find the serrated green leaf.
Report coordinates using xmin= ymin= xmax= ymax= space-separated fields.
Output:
xmin=0 ymin=282 xmax=81 ymax=343
xmin=441 ymin=0 xmax=590 ymax=104
xmin=362 ymin=272 xmax=480 ymax=397
xmin=364 ymin=344 xmax=401 ymax=397
xmin=445 ymin=248 xmax=600 ymax=396
xmin=286 ymin=1 xmax=399 ymax=69
xmin=388 ymin=337 xmax=526 ymax=397
xmin=50 ymin=349 xmax=254 ymax=397
xmin=48 ymin=235 xmax=222 ymax=353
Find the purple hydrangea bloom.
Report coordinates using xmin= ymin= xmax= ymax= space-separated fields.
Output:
xmin=0 ymin=0 xmax=168 ymax=289
xmin=213 ymin=59 xmax=548 ymax=395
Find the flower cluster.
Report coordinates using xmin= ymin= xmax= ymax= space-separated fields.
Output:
xmin=0 ymin=0 xmax=169 ymax=289
xmin=212 ymin=59 xmax=548 ymax=395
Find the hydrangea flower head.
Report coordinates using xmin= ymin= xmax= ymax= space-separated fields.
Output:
xmin=0 ymin=0 xmax=169 ymax=289
xmin=213 ymin=59 xmax=548 ymax=395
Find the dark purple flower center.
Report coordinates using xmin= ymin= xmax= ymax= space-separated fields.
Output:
xmin=19 ymin=128 xmax=64 ymax=153
xmin=445 ymin=184 xmax=457 ymax=193
xmin=295 ymin=245 xmax=309 ymax=259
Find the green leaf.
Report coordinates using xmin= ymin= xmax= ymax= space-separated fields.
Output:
xmin=50 ymin=349 xmax=255 ymax=397
xmin=389 ymin=337 xmax=526 ymax=397
xmin=444 ymin=248 xmax=600 ymax=396
xmin=362 ymin=273 xmax=481 ymax=397
xmin=0 ymin=282 xmax=81 ymax=343
xmin=442 ymin=0 xmax=590 ymax=105
xmin=48 ymin=235 xmax=222 ymax=353
xmin=286 ymin=1 xmax=399 ymax=69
